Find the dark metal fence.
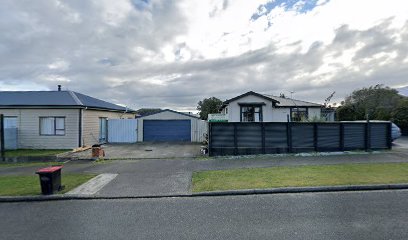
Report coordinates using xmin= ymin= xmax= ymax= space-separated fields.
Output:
xmin=208 ymin=122 xmax=392 ymax=156
xmin=0 ymin=114 xmax=4 ymax=159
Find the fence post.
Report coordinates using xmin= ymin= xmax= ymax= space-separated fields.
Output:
xmin=233 ymin=123 xmax=238 ymax=155
xmin=208 ymin=122 xmax=212 ymax=156
xmin=0 ymin=114 xmax=4 ymax=160
xmin=313 ymin=123 xmax=318 ymax=152
xmin=287 ymin=122 xmax=292 ymax=153
xmin=261 ymin=123 xmax=265 ymax=154
xmin=365 ymin=119 xmax=370 ymax=152
xmin=340 ymin=123 xmax=344 ymax=151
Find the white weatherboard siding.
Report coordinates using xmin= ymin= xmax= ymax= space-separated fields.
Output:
xmin=82 ymin=110 xmax=135 ymax=146
xmin=224 ymin=95 xmax=323 ymax=122
xmin=227 ymin=95 xmax=275 ymax=122
xmin=137 ymin=111 xmax=207 ymax=142
xmin=308 ymin=108 xmax=322 ymax=120
xmin=0 ymin=109 xmax=79 ymax=149
xmin=271 ymin=108 xmax=291 ymax=122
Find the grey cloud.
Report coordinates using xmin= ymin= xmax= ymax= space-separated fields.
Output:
xmin=1 ymin=1 xmax=408 ymax=111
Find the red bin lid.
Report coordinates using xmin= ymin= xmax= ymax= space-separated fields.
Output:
xmin=36 ymin=166 xmax=63 ymax=174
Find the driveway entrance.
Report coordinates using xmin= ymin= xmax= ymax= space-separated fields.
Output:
xmin=68 ymin=142 xmax=202 ymax=159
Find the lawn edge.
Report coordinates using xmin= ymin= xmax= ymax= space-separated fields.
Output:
xmin=1 ymin=183 xmax=408 ymax=202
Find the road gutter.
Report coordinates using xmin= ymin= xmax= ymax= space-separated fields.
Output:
xmin=1 ymin=183 xmax=408 ymax=202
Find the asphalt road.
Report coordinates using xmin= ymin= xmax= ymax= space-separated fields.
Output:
xmin=1 ymin=190 xmax=408 ymax=240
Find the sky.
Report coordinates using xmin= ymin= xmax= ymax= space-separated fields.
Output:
xmin=1 ymin=0 xmax=408 ymax=111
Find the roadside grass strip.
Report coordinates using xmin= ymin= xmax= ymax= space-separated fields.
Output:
xmin=4 ymin=149 xmax=69 ymax=157
xmin=192 ymin=163 xmax=408 ymax=192
xmin=0 ymin=174 xmax=97 ymax=196
xmin=0 ymin=162 xmax=66 ymax=168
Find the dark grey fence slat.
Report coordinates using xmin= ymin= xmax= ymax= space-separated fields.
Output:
xmin=317 ymin=124 xmax=340 ymax=149
xmin=291 ymin=123 xmax=314 ymax=151
xmin=343 ymin=123 xmax=365 ymax=150
xmin=370 ymin=123 xmax=388 ymax=149
xmin=209 ymin=122 xmax=391 ymax=156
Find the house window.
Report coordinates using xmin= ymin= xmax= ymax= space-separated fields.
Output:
xmin=40 ymin=117 xmax=65 ymax=135
xmin=225 ymin=107 xmax=228 ymax=114
xmin=291 ymin=108 xmax=308 ymax=122
xmin=241 ymin=106 xmax=262 ymax=122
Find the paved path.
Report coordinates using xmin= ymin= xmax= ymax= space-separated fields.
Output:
xmin=1 ymin=190 xmax=408 ymax=240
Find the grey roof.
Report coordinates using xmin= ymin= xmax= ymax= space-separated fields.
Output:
xmin=136 ymin=109 xmax=200 ymax=119
xmin=0 ymin=91 xmax=136 ymax=112
xmin=263 ymin=94 xmax=322 ymax=107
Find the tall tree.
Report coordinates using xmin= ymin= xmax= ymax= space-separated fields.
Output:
xmin=391 ymin=99 xmax=408 ymax=134
xmin=197 ymin=97 xmax=223 ymax=120
xmin=336 ymin=85 xmax=403 ymax=121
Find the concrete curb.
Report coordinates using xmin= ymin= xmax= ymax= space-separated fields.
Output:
xmin=1 ymin=184 xmax=408 ymax=203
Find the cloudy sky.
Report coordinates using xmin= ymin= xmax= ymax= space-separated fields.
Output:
xmin=1 ymin=0 xmax=408 ymax=111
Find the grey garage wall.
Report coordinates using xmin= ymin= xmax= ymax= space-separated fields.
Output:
xmin=137 ymin=110 xmax=207 ymax=142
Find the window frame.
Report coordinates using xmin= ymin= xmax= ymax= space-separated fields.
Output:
xmin=240 ymin=105 xmax=263 ymax=122
xmin=290 ymin=107 xmax=308 ymax=122
xmin=39 ymin=116 xmax=66 ymax=136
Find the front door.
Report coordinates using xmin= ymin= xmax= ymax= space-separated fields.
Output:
xmin=99 ymin=118 xmax=107 ymax=143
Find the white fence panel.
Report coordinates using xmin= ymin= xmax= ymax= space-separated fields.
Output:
xmin=192 ymin=120 xmax=208 ymax=142
xmin=108 ymin=119 xmax=137 ymax=143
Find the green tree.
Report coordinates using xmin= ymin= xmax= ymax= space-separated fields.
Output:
xmin=197 ymin=97 xmax=223 ymax=120
xmin=391 ymin=99 xmax=408 ymax=132
xmin=336 ymin=104 xmax=357 ymax=121
xmin=336 ymin=84 xmax=403 ymax=121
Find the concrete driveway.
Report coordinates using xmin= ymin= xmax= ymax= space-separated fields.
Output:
xmin=393 ymin=136 xmax=408 ymax=150
xmin=65 ymin=142 xmax=203 ymax=160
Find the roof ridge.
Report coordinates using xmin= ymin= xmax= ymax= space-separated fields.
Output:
xmin=68 ymin=91 xmax=83 ymax=106
xmin=262 ymin=94 xmax=321 ymax=105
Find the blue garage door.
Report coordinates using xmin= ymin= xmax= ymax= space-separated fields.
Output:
xmin=143 ymin=120 xmax=191 ymax=142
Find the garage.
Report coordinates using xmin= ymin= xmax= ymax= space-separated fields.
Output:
xmin=143 ymin=120 xmax=191 ymax=141
xmin=137 ymin=109 xmax=207 ymax=142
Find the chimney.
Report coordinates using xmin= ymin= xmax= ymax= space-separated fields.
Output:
xmin=58 ymin=85 xmax=61 ymax=91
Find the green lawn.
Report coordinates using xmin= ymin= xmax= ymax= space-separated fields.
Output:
xmin=0 ymin=174 xmax=97 ymax=196
xmin=192 ymin=163 xmax=408 ymax=192
xmin=3 ymin=149 xmax=70 ymax=157
xmin=0 ymin=162 xmax=65 ymax=168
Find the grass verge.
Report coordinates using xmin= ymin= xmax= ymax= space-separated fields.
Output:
xmin=192 ymin=163 xmax=408 ymax=192
xmin=0 ymin=162 xmax=66 ymax=168
xmin=4 ymin=149 xmax=70 ymax=157
xmin=0 ymin=174 xmax=97 ymax=196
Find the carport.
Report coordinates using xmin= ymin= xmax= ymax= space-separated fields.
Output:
xmin=136 ymin=109 xmax=207 ymax=142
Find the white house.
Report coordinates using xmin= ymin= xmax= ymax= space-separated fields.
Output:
xmin=219 ymin=91 xmax=324 ymax=122
xmin=0 ymin=89 xmax=136 ymax=149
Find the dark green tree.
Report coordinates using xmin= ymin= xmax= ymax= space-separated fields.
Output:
xmin=197 ymin=97 xmax=223 ymax=120
xmin=391 ymin=99 xmax=408 ymax=133
xmin=336 ymin=84 xmax=403 ymax=120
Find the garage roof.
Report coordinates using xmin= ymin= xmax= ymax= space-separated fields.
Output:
xmin=136 ymin=109 xmax=200 ymax=119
